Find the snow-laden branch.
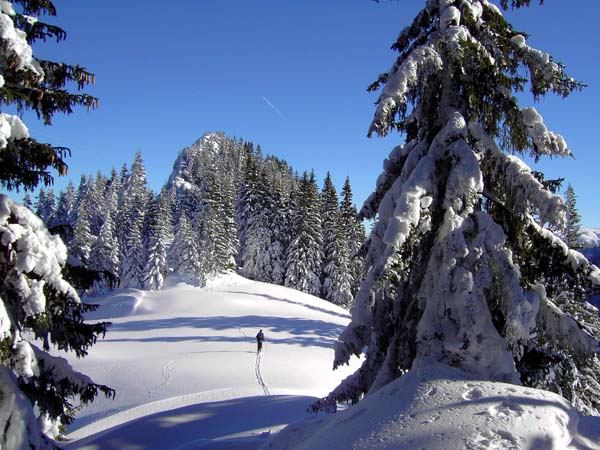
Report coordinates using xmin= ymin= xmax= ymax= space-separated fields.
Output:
xmin=521 ymin=107 xmax=570 ymax=158
xmin=369 ymin=44 xmax=442 ymax=137
xmin=534 ymin=284 xmax=600 ymax=357
xmin=0 ymin=3 xmax=44 ymax=80
xmin=511 ymin=32 xmax=582 ymax=97
xmin=416 ymin=205 xmax=542 ymax=382
xmin=1 ymin=195 xmax=81 ymax=314
xmin=0 ymin=113 xmax=29 ymax=149
xmin=528 ymin=218 xmax=600 ymax=289
xmin=380 ymin=112 xmax=475 ymax=251
xmin=469 ymin=121 xmax=565 ymax=227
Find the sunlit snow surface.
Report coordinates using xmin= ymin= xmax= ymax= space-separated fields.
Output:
xmin=581 ymin=228 xmax=600 ymax=249
xmin=61 ymin=273 xmax=600 ymax=450
xmin=62 ymin=273 xmax=361 ymax=449
xmin=265 ymin=359 xmax=600 ymax=450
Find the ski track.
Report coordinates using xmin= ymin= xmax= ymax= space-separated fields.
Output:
xmin=255 ymin=352 xmax=272 ymax=396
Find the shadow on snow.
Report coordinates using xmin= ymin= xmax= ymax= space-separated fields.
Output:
xmin=105 ymin=315 xmax=345 ymax=349
xmin=221 ymin=290 xmax=351 ymax=320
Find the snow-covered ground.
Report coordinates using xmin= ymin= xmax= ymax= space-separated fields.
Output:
xmin=61 ymin=273 xmax=362 ymax=449
xmin=581 ymin=228 xmax=600 ymax=249
xmin=265 ymin=359 xmax=600 ymax=450
xmin=60 ymin=272 xmax=600 ymax=450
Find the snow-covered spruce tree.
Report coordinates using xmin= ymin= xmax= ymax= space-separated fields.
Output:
xmin=88 ymin=208 xmax=119 ymax=293
xmin=285 ymin=171 xmax=323 ymax=297
xmin=170 ymin=214 xmax=202 ymax=283
xmin=268 ymin=186 xmax=289 ymax=285
xmin=237 ymin=153 xmax=261 ymax=268
xmin=35 ymin=188 xmax=56 ymax=225
xmin=22 ymin=191 xmax=33 ymax=209
xmin=118 ymin=152 xmax=150 ymax=289
xmin=322 ymin=229 xmax=353 ymax=308
xmin=321 ymin=173 xmax=353 ymax=307
xmin=241 ymin=171 xmax=273 ymax=282
xmin=85 ymin=170 xmax=121 ymax=292
xmin=320 ymin=173 xmax=339 ymax=289
xmin=0 ymin=197 xmax=114 ymax=448
xmin=0 ymin=2 xmax=97 ymax=192
xmin=0 ymin=3 xmax=112 ymax=442
xmin=316 ymin=0 xmax=600 ymax=414
xmin=197 ymin=173 xmax=237 ymax=275
xmin=340 ymin=177 xmax=367 ymax=296
xmin=69 ymin=200 xmax=93 ymax=266
xmin=51 ymin=181 xmax=76 ymax=245
xmin=87 ymin=174 xmax=107 ymax=238
xmin=563 ymin=183 xmax=582 ymax=249
xmin=215 ymin=172 xmax=239 ymax=272
xmin=143 ymin=193 xmax=172 ymax=291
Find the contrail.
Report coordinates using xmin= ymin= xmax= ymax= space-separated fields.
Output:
xmin=262 ymin=96 xmax=286 ymax=120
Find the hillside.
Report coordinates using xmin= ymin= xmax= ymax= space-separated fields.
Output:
xmin=60 ymin=273 xmax=361 ymax=449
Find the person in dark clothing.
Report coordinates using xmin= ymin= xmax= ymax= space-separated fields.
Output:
xmin=256 ymin=329 xmax=265 ymax=354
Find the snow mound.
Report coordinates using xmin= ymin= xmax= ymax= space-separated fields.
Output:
xmin=580 ymin=228 xmax=600 ymax=248
xmin=262 ymin=358 xmax=600 ymax=450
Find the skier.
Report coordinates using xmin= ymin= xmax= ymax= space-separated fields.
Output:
xmin=256 ymin=329 xmax=265 ymax=354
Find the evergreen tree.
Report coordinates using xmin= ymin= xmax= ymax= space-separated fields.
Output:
xmin=323 ymin=235 xmax=353 ymax=308
xmin=268 ymin=187 xmax=289 ymax=285
xmin=169 ymin=215 xmax=201 ymax=281
xmin=242 ymin=170 xmax=280 ymax=282
xmin=0 ymin=1 xmax=97 ymax=192
xmin=340 ymin=177 xmax=367 ymax=295
xmin=285 ymin=171 xmax=323 ymax=297
xmin=35 ymin=188 xmax=47 ymax=218
xmin=69 ymin=203 xmax=94 ymax=266
xmin=237 ymin=153 xmax=260 ymax=267
xmin=73 ymin=175 xmax=88 ymax=216
xmin=88 ymin=174 xmax=106 ymax=237
xmin=0 ymin=196 xmax=114 ymax=449
xmin=22 ymin=192 xmax=33 ymax=209
xmin=52 ymin=181 xmax=76 ymax=244
xmin=103 ymin=169 xmax=121 ymax=225
xmin=85 ymin=169 xmax=121 ymax=291
xmin=563 ymin=183 xmax=582 ymax=249
xmin=218 ymin=173 xmax=239 ymax=271
xmin=88 ymin=208 xmax=119 ymax=292
xmin=320 ymin=173 xmax=353 ymax=306
xmin=0 ymin=3 xmax=110 ymax=446
xmin=320 ymin=173 xmax=339 ymax=289
xmin=317 ymin=0 xmax=600 ymax=415
xmin=35 ymin=188 xmax=56 ymax=225
xmin=197 ymin=173 xmax=236 ymax=276
xmin=119 ymin=152 xmax=149 ymax=288
xmin=143 ymin=193 xmax=172 ymax=290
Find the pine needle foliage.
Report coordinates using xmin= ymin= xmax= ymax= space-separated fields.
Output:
xmin=0 ymin=0 xmax=97 ymax=191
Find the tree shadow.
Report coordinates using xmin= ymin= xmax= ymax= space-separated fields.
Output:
xmin=66 ymin=395 xmax=316 ymax=450
xmin=222 ymin=290 xmax=351 ymax=320
xmin=106 ymin=315 xmax=345 ymax=349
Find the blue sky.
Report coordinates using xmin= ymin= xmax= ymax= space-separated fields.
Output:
xmin=7 ymin=0 xmax=600 ymax=227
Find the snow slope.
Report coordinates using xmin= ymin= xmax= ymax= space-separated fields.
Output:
xmin=59 ymin=272 xmax=600 ymax=450
xmin=264 ymin=359 xmax=600 ymax=450
xmin=61 ymin=273 xmax=362 ymax=449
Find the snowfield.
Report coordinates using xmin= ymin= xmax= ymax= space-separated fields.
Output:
xmin=60 ymin=273 xmax=600 ymax=450
xmin=62 ymin=273 xmax=362 ymax=449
